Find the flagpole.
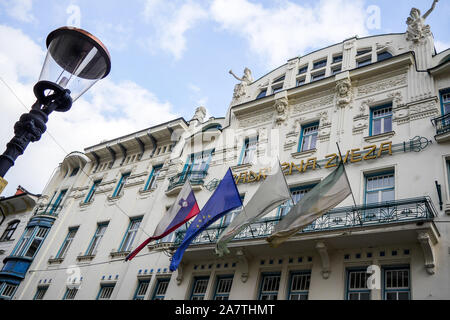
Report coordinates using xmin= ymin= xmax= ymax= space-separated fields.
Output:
xmin=335 ymin=143 xmax=362 ymax=226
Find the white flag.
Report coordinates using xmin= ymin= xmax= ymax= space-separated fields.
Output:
xmin=266 ymin=161 xmax=351 ymax=248
xmin=215 ymin=162 xmax=291 ymax=256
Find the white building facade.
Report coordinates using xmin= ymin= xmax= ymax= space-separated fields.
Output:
xmin=7 ymin=6 xmax=450 ymax=300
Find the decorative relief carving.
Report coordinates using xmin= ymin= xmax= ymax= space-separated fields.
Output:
xmin=274 ymin=97 xmax=289 ymax=127
xmin=291 ymin=94 xmax=334 ymax=114
xmin=335 ymin=79 xmax=353 ymax=109
xmin=357 ymin=74 xmax=407 ymax=96
xmin=238 ymin=110 xmax=274 ymax=128
xmin=409 ymin=99 xmax=439 ymax=120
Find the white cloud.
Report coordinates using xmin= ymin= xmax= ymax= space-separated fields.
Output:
xmin=435 ymin=40 xmax=450 ymax=53
xmin=2 ymin=0 xmax=35 ymax=23
xmin=210 ymin=0 xmax=369 ymax=67
xmin=0 ymin=25 xmax=178 ymax=196
xmin=141 ymin=0 xmax=208 ymax=60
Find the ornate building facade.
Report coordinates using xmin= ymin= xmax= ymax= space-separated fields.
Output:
xmin=4 ymin=5 xmax=450 ymax=300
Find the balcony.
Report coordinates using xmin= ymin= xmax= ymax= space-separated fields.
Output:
xmin=431 ymin=113 xmax=450 ymax=142
xmin=33 ymin=203 xmax=64 ymax=218
xmin=173 ymin=197 xmax=437 ymax=249
xmin=166 ymin=170 xmax=208 ymax=196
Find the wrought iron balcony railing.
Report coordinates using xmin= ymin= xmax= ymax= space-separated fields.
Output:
xmin=167 ymin=170 xmax=208 ymax=192
xmin=33 ymin=203 xmax=63 ymax=217
xmin=172 ymin=197 xmax=436 ymax=246
xmin=431 ymin=113 xmax=450 ymax=136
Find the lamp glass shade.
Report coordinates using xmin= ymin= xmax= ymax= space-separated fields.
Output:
xmin=38 ymin=27 xmax=111 ymax=101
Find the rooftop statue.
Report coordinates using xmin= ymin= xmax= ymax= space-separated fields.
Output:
xmin=406 ymin=0 xmax=439 ymax=42
xmin=229 ymin=68 xmax=253 ymax=103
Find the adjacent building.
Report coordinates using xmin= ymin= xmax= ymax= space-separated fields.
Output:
xmin=7 ymin=6 xmax=450 ymax=300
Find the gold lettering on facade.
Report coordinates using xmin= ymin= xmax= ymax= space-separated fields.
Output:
xmin=362 ymin=145 xmax=377 ymax=160
xmin=350 ymin=148 xmax=362 ymax=163
xmin=377 ymin=141 xmax=392 ymax=157
xmin=325 ymin=153 xmax=338 ymax=168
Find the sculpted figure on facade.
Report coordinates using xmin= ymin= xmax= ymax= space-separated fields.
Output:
xmin=191 ymin=106 xmax=206 ymax=123
xmin=335 ymin=79 xmax=353 ymax=109
xmin=229 ymin=68 xmax=253 ymax=104
xmin=406 ymin=0 xmax=438 ymax=43
xmin=274 ymin=97 xmax=289 ymax=126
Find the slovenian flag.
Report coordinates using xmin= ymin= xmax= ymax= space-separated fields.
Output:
xmin=125 ymin=182 xmax=200 ymax=261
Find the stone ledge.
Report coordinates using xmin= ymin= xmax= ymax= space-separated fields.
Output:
xmin=291 ymin=148 xmax=317 ymax=159
xmin=48 ymin=257 xmax=64 ymax=264
xmin=363 ymin=131 xmax=395 ymax=143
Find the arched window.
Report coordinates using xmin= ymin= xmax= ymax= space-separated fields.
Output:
xmin=0 ymin=220 xmax=20 ymax=241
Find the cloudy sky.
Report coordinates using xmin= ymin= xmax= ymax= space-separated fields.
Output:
xmin=0 ymin=0 xmax=449 ymax=196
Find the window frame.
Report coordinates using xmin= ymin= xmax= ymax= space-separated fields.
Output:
xmin=0 ymin=282 xmax=18 ymax=300
xmin=0 ymin=220 xmax=20 ymax=241
xmin=118 ymin=217 xmax=142 ymax=252
xmin=133 ymin=279 xmax=150 ymax=300
xmin=239 ymin=136 xmax=258 ymax=165
xmin=364 ymin=170 xmax=395 ymax=205
xmin=345 ymin=268 xmax=371 ymax=300
xmin=85 ymin=222 xmax=109 ymax=256
xmin=33 ymin=285 xmax=49 ymax=300
xmin=62 ymin=287 xmax=78 ymax=300
xmin=84 ymin=180 xmax=101 ymax=203
xmin=49 ymin=189 xmax=67 ymax=215
xmin=144 ymin=165 xmax=163 ymax=191
xmin=258 ymin=272 xmax=281 ymax=300
xmin=96 ymin=283 xmax=116 ymax=300
xmin=369 ymin=103 xmax=393 ymax=136
xmin=152 ymin=278 xmax=170 ymax=300
xmin=287 ymin=270 xmax=311 ymax=300
xmin=55 ymin=227 xmax=78 ymax=259
xmin=213 ymin=275 xmax=234 ymax=300
xmin=312 ymin=58 xmax=327 ymax=70
xmin=112 ymin=172 xmax=131 ymax=197
xmin=439 ymin=88 xmax=450 ymax=115
xmin=382 ymin=265 xmax=410 ymax=300
xmin=190 ymin=276 xmax=210 ymax=300
xmin=13 ymin=226 xmax=49 ymax=258
xmin=278 ymin=184 xmax=316 ymax=218
xmin=298 ymin=122 xmax=319 ymax=152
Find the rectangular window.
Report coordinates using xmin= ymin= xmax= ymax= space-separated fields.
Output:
xmin=332 ymin=54 xmax=343 ymax=63
xmin=299 ymin=123 xmax=318 ymax=152
xmin=119 ymin=218 xmax=142 ymax=252
xmin=144 ymin=165 xmax=162 ymax=191
xmin=112 ymin=172 xmax=130 ymax=197
xmin=256 ymin=89 xmax=267 ymax=99
xmin=440 ymin=89 xmax=450 ymax=115
xmin=134 ymin=280 xmax=150 ymax=300
xmin=86 ymin=223 xmax=108 ymax=256
xmin=214 ymin=275 xmax=233 ymax=300
xmin=298 ymin=66 xmax=308 ymax=74
xmin=56 ymin=227 xmax=78 ymax=259
xmin=63 ymin=287 xmax=78 ymax=300
xmin=288 ymin=271 xmax=311 ymax=300
xmin=33 ymin=286 xmax=49 ymax=300
xmin=357 ymin=48 xmax=371 ymax=56
xmin=384 ymin=267 xmax=410 ymax=300
xmin=49 ymin=189 xmax=67 ymax=215
xmin=85 ymin=180 xmax=101 ymax=203
xmin=331 ymin=66 xmax=341 ymax=75
xmin=190 ymin=277 xmax=209 ymax=300
xmin=221 ymin=195 xmax=245 ymax=227
xmin=346 ymin=269 xmax=370 ymax=300
xmin=311 ymin=71 xmax=325 ymax=82
xmin=272 ymin=84 xmax=283 ymax=94
xmin=152 ymin=278 xmax=170 ymax=300
xmin=296 ymin=78 xmax=305 ymax=87
xmin=365 ymin=172 xmax=395 ymax=205
xmin=370 ymin=104 xmax=392 ymax=136
xmin=279 ymin=185 xmax=315 ymax=217
xmin=1 ymin=220 xmax=19 ymax=241
xmin=273 ymin=75 xmax=285 ymax=83
xmin=259 ymin=273 xmax=281 ymax=300
xmin=70 ymin=167 xmax=79 ymax=177
xmin=183 ymin=150 xmax=213 ymax=181
xmin=97 ymin=284 xmax=115 ymax=300
xmin=239 ymin=136 xmax=258 ymax=165
xmin=357 ymin=58 xmax=372 ymax=67
xmin=377 ymin=51 xmax=392 ymax=62
xmin=14 ymin=226 xmax=49 ymax=258
xmin=313 ymin=59 xmax=327 ymax=69
xmin=0 ymin=282 xmax=18 ymax=300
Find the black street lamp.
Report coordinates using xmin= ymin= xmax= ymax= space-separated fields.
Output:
xmin=0 ymin=27 xmax=111 ymax=193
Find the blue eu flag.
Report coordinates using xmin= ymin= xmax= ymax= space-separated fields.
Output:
xmin=170 ymin=168 xmax=242 ymax=271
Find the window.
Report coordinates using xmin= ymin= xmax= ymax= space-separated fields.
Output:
xmin=256 ymin=89 xmax=267 ymax=99
xmin=49 ymin=189 xmax=67 ymax=215
xmin=0 ymin=220 xmax=19 ymax=241
xmin=144 ymin=165 xmax=162 ymax=190
xmin=346 ymin=269 xmax=370 ymax=300
xmin=296 ymin=78 xmax=305 ymax=86
xmin=288 ymin=271 xmax=311 ymax=300
xmin=384 ymin=267 xmax=410 ymax=300
xmin=313 ymin=59 xmax=327 ymax=69
xmin=331 ymin=66 xmax=341 ymax=75
xmin=311 ymin=71 xmax=325 ymax=82
xmin=63 ymin=287 xmax=78 ymax=300
xmin=134 ymin=280 xmax=150 ymax=300
xmin=298 ymin=66 xmax=308 ymax=74
xmin=377 ymin=51 xmax=392 ymax=62
xmin=279 ymin=185 xmax=315 ymax=217
xmin=112 ymin=172 xmax=130 ymax=197
xmin=190 ymin=277 xmax=209 ymax=300
xmin=365 ymin=172 xmax=395 ymax=204
xmin=97 ymin=284 xmax=115 ymax=300
xmin=370 ymin=104 xmax=392 ymax=136
xmin=56 ymin=227 xmax=78 ymax=259
xmin=119 ymin=218 xmax=142 ymax=252
xmin=357 ymin=48 xmax=371 ymax=56
xmin=259 ymin=273 xmax=280 ymax=300
xmin=0 ymin=282 xmax=18 ymax=299
xmin=221 ymin=195 xmax=244 ymax=227
xmin=33 ymin=286 xmax=49 ymax=300
xmin=299 ymin=122 xmax=318 ymax=152
xmin=357 ymin=58 xmax=372 ymax=67
xmin=184 ymin=150 xmax=213 ymax=180
xmin=70 ymin=167 xmax=79 ymax=177
xmin=214 ymin=275 xmax=233 ymax=300
xmin=152 ymin=278 xmax=170 ymax=300
xmin=273 ymin=75 xmax=285 ymax=83
xmin=86 ymin=223 xmax=108 ymax=256
xmin=332 ymin=54 xmax=343 ymax=63
xmin=14 ymin=226 xmax=49 ymax=258
xmin=239 ymin=136 xmax=258 ymax=165
xmin=272 ymin=84 xmax=283 ymax=94
xmin=85 ymin=180 xmax=101 ymax=203
xmin=440 ymin=89 xmax=450 ymax=115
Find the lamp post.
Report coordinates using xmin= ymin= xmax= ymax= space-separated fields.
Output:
xmin=0 ymin=27 xmax=111 ymax=194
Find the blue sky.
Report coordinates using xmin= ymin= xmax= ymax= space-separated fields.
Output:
xmin=0 ymin=0 xmax=449 ymax=196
